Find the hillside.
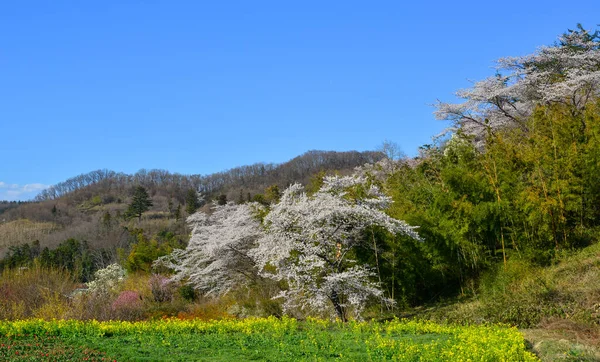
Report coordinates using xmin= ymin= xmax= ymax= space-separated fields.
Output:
xmin=415 ymin=242 xmax=600 ymax=360
xmin=0 ymin=149 xmax=383 ymax=260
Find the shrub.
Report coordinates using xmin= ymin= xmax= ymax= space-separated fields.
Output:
xmin=0 ymin=266 xmax=76 ymax=320
xmin=150 ymin=274 xmax=173 ymax=303
xmin=112 ymin=290 xmax=144 ymax=320
xmin=86 ymin=263 xmax=125 ymax=295
xmin=178 ymin=284 xmax=197 ymax=302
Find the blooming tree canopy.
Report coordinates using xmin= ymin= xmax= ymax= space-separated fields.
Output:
xmin=157 ymin=202 xmax=265 ymax=297
xmin=252 ymin=175 xmax=420 ymax=321
xmin=435 ymin=25 xmax=600 ymax=140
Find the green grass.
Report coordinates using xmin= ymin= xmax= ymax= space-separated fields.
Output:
xmin=0 ymin=333 xmax=113 ymax=361
xmin=0 ymin=317 xmax=537 ymax=361
xmin=522 ymin=328 xmax=600 ymax=362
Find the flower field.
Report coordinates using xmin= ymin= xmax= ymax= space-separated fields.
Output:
xmin=0 ymin=317 xmax=538 ymax=361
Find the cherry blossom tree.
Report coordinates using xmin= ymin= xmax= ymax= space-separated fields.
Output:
xmin=251 ymin=175 xmax=420 ymax=321
xmin=156 ymin=201 xmax=265 ymax=297
xmin=435 ymin=25 xmax=600 ymax=140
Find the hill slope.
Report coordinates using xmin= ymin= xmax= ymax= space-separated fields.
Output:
xmin=0 ymin=149 xmax=383 ymax=258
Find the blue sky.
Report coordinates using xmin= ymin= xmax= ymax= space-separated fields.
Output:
xmin=1 ymin=1 xmax=599 ymax=201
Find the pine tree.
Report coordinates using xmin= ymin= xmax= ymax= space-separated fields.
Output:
xmin=175 ymin=204 xmax=182 ymax=222
xmin=185 ymin=189 xmax=201 ymax=215
xmin=125 ymin=186 xmax=153 ymax=221
xmin=101 ymin=211 xmax=112 ymax=229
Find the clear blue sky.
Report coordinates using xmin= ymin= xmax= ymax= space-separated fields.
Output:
xmin=1 ymin=1 xmax=598 ymax=200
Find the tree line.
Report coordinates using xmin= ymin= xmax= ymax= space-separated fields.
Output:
xmin=33 ymin=150 xmax=383 ymax=205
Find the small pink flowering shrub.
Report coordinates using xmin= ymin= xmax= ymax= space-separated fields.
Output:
xmin=149 ymin=274 xmax=173 ymax=303
xmin=111 ymin=290 xmax=144 ymax=320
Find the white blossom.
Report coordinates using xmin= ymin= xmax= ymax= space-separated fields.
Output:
xmin=252 ymin=175 xmax=420 ymax=320
xmin=156 ymin=202 xmax=265 ymax=297
xmin=435 ymin=26 xmax=600 ymax=140
xmin=86 ymin=263 xmax=125 ymax=295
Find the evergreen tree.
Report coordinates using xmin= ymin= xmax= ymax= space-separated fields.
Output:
xmin=175 ymin=204 xmax=182 ymax=222
xmin=185 ymin=189 xmax=201 ymax=215
xmin=125 ymin=186 xmax=153 ymax=221
xmin=101 ymin=211 xmax=112 ymax=229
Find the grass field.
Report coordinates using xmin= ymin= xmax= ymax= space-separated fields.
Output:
xmin=0 ymin=317 xmax=537 ymax=361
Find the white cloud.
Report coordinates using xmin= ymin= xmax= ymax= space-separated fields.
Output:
xmin=0 ymin=182 xmax=49 ymax=201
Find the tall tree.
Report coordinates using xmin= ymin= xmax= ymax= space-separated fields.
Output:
xmin=125 ymin=186 xmax=153 ymax=221
xmin=185 ymin=189 xmax=201 ymax=215
xmin=252 ymin=175 xmax=420 ymax=321
xmin=435 ymin=24 xmax=600 ymax=143
xmin=157 ymin=202 xmax=265 ymax=297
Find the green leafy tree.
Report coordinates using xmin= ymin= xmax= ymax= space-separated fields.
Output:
xmin=125 ymin=229 xmax=181 ymax=272
xmin=264 ymin=185 xmax=281 ymax=204
xmin=101 ymin=211 xmax=112 ymax=229
xmin=125 ymin=186 xmax=153 ymax=221
xmin=175 ymin=204 xmax=182 ymax=222
xmin=185 ymin=189 xmax=201 ymax=215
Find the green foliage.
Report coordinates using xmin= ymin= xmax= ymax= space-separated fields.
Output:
xmin=90 ymin=195 xmax=102 ymax=206
xmin=1 ymin=239 xmax=94 ymax=282
xmin=124 ymin=229 xmax=184 ymax=273
xmin=250 ymin=185 xmax=281 ymax=206
xmin=178 ymin=284 xmax=197 ymax=302
xmin=264 ymin=184 xmax=281 ymax=204
xmin=184 ymin=188 xmax=201 ymax=215
xmin=251 ymin=193 xmax=267 ymax=205
xmin=124 ymin=186 xmax=153 ymax=220
xmin=420 ymin=242 xmax=600 ymax=331
xmin=306 ymin=170 xmax=327 ymax=195
xmin=0 ymin=242 xmax=38 ymax=270
xmin=174 ymin=203 xmax=181 ymax=221
xmin=101 ymin=210 xmax=112 ymax=229
xmin=380 ymin=100 xmax=600 ymax=305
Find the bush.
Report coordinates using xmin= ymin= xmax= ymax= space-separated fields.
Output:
xmin=0 ymin=266 xmax=76 ymax=320
xmin=422 ymin=243 xmax=600 ymax=328
xmin=86 ymin=263 xmax=125 ymax=295
xmin=111 ymin=290 xmax=144 ymax=320
xmin=150 ymin=274 xmax=173 ymax=303
xmin=179 ymin=284 xmax=197 ymax=302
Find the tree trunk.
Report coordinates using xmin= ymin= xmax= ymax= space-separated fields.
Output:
xmin=330 ymin=290 xmax=346 ymax=322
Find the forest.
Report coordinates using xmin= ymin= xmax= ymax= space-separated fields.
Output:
xmin=1 ymin=24 xmax=600 ymax=360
